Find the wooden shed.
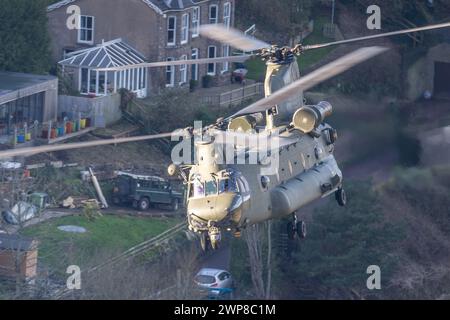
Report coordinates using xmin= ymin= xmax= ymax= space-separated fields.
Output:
xmin=0 ymin=234 xmax=38 ymax=281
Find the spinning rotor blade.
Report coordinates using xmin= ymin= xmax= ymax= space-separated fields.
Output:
xmin=199 ymin=24 xmax=270 ymax=52
xmin=232 ymin=46 xmax=388 ymax=117
xmin=302 ymin=22 xmax=450 ymax=51
xmin=97 ymin=55 xmax=252 ymax=72
xmin=0 ymin=132 xmax=173 ymax=159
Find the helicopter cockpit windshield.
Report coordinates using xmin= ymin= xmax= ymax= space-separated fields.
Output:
xmin=186 ymin=169 xmax=248 ymax=244
xmin=205 ymin=180 xmax=218 ymax=196
xmin=189 ymin=171 xmax=239 ymax=198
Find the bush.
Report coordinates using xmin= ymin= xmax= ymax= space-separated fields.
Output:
xmin=320 ymin=51 xmax=402 ymax=96
xmin=193 ymin=106 xmax=217 ymax=124
xmin=389 ymin=104 xmax=422 ymax=167
xmin=0 ymin=0 xmax=51 ymax=73
xmin=383 ymin=167 xmax=450 ymax=233
xmin=201 ymin=75 xmax=213 ymax=88
xmin=83 ymin=201 xmax=102 ymax=221
xmin=189 ymin=80 xmax=198 ymax=92
xmin=235 ymin=0 xmax=312 ymax=33
xmin=275 ymin=180 xmax=403 ymax=299
xmin=396 ymin=131 xmax=422 ymax=167
xmin=32 ymin=166 xmax=96 ymax=202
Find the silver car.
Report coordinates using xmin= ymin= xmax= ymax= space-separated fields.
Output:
xmin=194 ymin=268 xmax=233 ymax=296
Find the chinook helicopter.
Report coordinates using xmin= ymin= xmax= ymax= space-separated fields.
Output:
xmin=1 ymin=22 xmax=449 ymax=251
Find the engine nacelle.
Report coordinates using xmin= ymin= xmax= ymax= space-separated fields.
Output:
xmin=292 ymin=101 xmax=333 ymax=133
xmin=228 ymin=113 xmax=263 ymax=132
xmin=167 ymin=163 xmax=178 ymax=176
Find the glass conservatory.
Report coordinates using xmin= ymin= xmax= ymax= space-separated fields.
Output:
xmin=59 ymin=39 xmax=148 ymax=98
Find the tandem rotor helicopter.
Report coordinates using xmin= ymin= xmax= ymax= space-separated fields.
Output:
xmin=1 ymin=21 xmax=450 ymax=251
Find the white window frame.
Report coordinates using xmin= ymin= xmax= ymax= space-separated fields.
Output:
xmin=192 ymin=7 xmax=200 ymax=38
xmin=79 ymin=68 xmax=89 ymax=94
xmin=179 ymin=55 xmax=188 ymax=85
xmin=166 ymin=57 xmax=175 ymax=87
xmin=191 ymin=48 xmax=199 ymax=81
xmin=222 ymin=45 xmax=230 ymax=73
xmin=78 ymin=15 xmax=94 ymax=44
xmin=207 ymin=46 xmax=217 ymax=76
xmin=209 ymin=5 xmax=218 ymax=24
xmin=167 ymin=16 xmax=176 ymax=46
xmin=181 ymin=13 xmax=189 ymax=44
xmin=63 ymin=48 xmax=75 ymax=59
xmin=223 ymin=2 xmax=231 ymax=28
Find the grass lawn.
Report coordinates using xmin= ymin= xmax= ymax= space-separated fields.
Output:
xmin=246 ymin=16 xmax=335 ymax=81
xmin=297 ymin=17 xmax=335 ymax=73
xmin=245 ymin=58 xmax=266 ymax=82
xmin=21 ymin=214 xmax=181 ymax=274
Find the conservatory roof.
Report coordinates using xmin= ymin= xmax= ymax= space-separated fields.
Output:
xmin=48 ymin=0 xmax=208 ymax=14
xmin=58 ymin=39 xmax=147 ymax=69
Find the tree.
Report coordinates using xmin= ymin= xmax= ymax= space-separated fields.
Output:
xmin=384 ymin=167 xmax=450 ymax=233
xmin=340 ymin=0 xmax=448 ymax=24
xmin=277 ymin=180 xmax=402 ymax=299
xmin=0 ymin=0 xmax=51 ymax=74
xmin=235 ymin=0 xmax=312 ymax=33
xmin=244 ymin=224 xmax=266 ymax=299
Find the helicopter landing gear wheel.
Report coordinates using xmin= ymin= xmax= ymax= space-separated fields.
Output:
xmin=208 ymin=226 xmax=221 ymax=250
xmin=287 ymin=222 xmax=296 ymax=240
xmin=288 ymin=213 xmax=306 ymax=240
xmin=335 ymin=187 xmax=347 ymax=207
xmin=296 ymin=220 xmax=307 ymax=239
xmin=210 ymin=239 xmax=220 ymax=250
xmin=200 ymin=232 xmax=208 ymax=252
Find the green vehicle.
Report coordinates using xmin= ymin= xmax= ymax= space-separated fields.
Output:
xmin=112 ymin=172 xmax=183 ymax=211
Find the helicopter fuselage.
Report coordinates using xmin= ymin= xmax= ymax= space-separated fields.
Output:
xmin=183 ymin=58 xmax=344 ymax=249
xmin=185 ymin=121 xmax=342 ymax=248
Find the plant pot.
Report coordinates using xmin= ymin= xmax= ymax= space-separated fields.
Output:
xmin=66 ymin=122 xmax=73 ymax=134
xmin=202 ymin=75 xmax=213 ymax=88
xmin=17 ymin=135 xmax=25 ymax=143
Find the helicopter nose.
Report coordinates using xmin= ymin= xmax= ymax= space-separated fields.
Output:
xmin=188 ymin=193 xmax=240 ymax=222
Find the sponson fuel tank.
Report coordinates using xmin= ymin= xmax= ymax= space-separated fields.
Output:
xmin=270 ymin=156 xmax=342 ymax=219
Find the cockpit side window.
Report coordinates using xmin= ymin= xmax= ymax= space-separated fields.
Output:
xmin=236 ymin=178 xmax=244 ymax=193
xmin=205 ymin=180 xmax=218 ymax=196
xmin=236 ymin=175 xmax=250 ymax=194
xmin=189 ymin=171 xmax=242 ymax=198
xmin=192 ymin=177 xmax=205 ymax=198
xmin=219 ymin=177 xmax=238 ymax=194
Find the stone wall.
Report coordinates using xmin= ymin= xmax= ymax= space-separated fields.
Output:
xmin=405 ymin=43 xmax=450 ymax=101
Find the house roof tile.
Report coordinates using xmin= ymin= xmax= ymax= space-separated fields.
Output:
xmin=48 ymin=0 xmax=209 ymax=14
xmin=0 ymin=234 xmax=37 ymax=252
